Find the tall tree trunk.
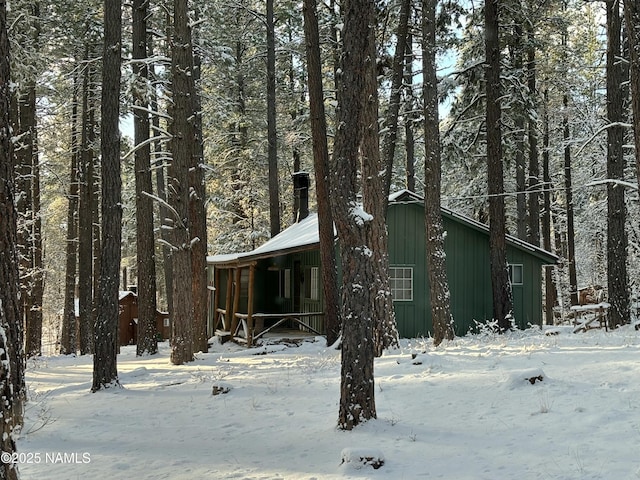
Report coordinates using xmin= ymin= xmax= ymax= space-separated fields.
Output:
xmin=92 ymin=0 xmax=122 ymax=391
xmin=382 ymin=0 xmax=411 ymax=200
xmin=542 ymin=88 xmax=556 ymax=324
xmin=149 ymin=32 xmax=173 ymax=318
xmin=28 ymin=1 xmax=43 ymax=359
xmin=133 ymin=0 xmax=158 ymax=356
xmin=526 ymin=22 xmax=540 ymax=246
xmin=61 ymin=70 xmax=81 ymax=355
xmin=302 ymin=0 xmax=341 ymax=346
xmin=15 ymin=86 xmax=33 ymax=356
xmin=626 ymin=0 xmax=640 ymax=191
xmin=485 ymin=0 xmax=513 ymax=330
xmin=78 ymin=48 xmax=94 ymax=355
xmin=0 ymin=0 xmax=24 ymax=465
xmin=17 ymin=77 xmax=42 ymax=357
xmin=28 ymin=78 xmax=43 ymax=358
xmin=563 ymin=95 xmax=578 ymax=306
xmin=267 ymin=0 xmax=280 ymax=237
xmin=560 ymin=2 xmax=578 ymax=307
xmin=91 ymin=110 xmax=100 ymax=351
xmin=332 ymin=0 xmax=387 ymax=430
xmin=189 ymin=9 xmax=208 ymax=354
xmin=606 ymin=0 xmax=630 ymax=328
xmin=404 ymin=33 xmax=416 ymax=193
xmin=513 ymin=19 xmax=527 ymax=241
xmin=361 ymin=11 xmax=398 ymax=357
xmin=423 ymin=0 xmax=454 ymax=346
xmin=169 ymin=0 xmax=196 ymax=365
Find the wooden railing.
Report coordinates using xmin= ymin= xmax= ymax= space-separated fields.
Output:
xmin=232 ymin=312 xmax=324 ymax=347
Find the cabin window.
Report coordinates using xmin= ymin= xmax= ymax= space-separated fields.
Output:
xmin=164 ymin=318 xmax=170 ymax=327
xmin=389 ymin=266 xmax=413 ymax=301
xmin=304 ymin=267 xmax=320 ymax=301
xmin=508 ymin=264 xmax=523 ymax=285
xmin=280 ymin=269 xmax=291 ymax=299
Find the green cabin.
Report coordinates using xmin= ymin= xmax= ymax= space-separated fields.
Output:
xmin=207 ymin=189 xmax=557 ymax=345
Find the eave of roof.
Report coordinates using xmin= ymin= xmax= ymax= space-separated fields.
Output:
xmin=208 ymin=190 xmax=559 ymax=267
xmin=207 ymin=213 xmax=321 ymax=267
xmin=389 ymin=189 xmax=558 ymax=264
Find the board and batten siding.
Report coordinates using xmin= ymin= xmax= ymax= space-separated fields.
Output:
xmin=387 ymin=201 xmax=549 ymax=337
xmin=209 ymin=193 xmax=555 ymax=341
xmin=387 ymin=201 xmax=430 ymax=338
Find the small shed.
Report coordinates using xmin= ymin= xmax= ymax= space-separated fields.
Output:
xmin=75 ymin=291 xmax=170 ymax=346
xmin=207 ymin=189 xmax=558 ymax=345
xmin=118 ymin=291 xmax=171 ymax=346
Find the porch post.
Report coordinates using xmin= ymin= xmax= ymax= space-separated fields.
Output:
xmin=247 ymin=263 xmax=256 ymax=346
xmin=229 ymin=267 xmax=242 ymax=337
xmin=223 ymin=267 xmax=233 ymax=331
xmin=213 ymin=266 xmax=221 ymax=330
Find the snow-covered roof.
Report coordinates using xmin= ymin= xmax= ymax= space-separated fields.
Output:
xmin=72 ymin=291 xmax=137 ymax=316
xmin=119 ymin=290 xmax=136 ymax=300
xmin=207 ymin=190 xmax=558 ymax=266
xmin=207 ymin=213 xmax=322 ymax=266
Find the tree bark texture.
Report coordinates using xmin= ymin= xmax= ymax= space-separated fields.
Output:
xmin=169 ymin=0 xmax=196 ymax=365
xmin=149 ymin=36 xmax=174 ymax=318
xmin=267 ymin=0 xmax=280 ymax=237
xmin=422 ymin=0 xmax=454 ymax=346
xmin=606 ymin=0 xmax=630 ymax=328
xmin=526 ymin=23 xmax=540 ymax=247
xmin=302 ymin=0 xmax=341 ymax=346
xmin=28 ymin=79 xmax=43 ymax=358
xmin=626 ymin=0 xmax=640 ymax=191
xmin=189 ymin=13 xmax=209 ymax=354
xmin=78 ymin=48 xmax=94 ymax=355
xmin=19 ymin=1 xmax=42 ymax=359
xmin=133 ymin=0 xmax=158 ymax=356
xmin=92 ymin=0 xmax=122 ymax=391
xmin=404 ymin=33 xmax=417 ymax=192
xmin=16 ymin=78 xmax=42 ymax=358
xmin=562 ymin=94 xmax=578 ymax=306
xmin=485 ymin=0 xmax=513 ymax=330
xmin=542 ymin=89 xmax=556 ymax=324
xmin=382 ymin=0 xmax=411 ymax=200
xmin=0 ymin=2 xmax=23 ymax=471
xmin=61 ymin=71 xmax=80 ymax=355
xmin=360 ymin=11 xmax=398 ymax=357
xmin=512 ymin=19 xmax=527 ymax=241
xmin=332 ymin=0 xmax=381 ymax=430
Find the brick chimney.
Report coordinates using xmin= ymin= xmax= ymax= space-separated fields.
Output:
xmin=293 ymin=172 xmax=310 ymax=222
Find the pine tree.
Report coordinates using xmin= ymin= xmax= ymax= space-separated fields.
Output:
xmin=332 ymin=0 xmax=384 ymax=430
xmin=485 ymin=0 xmax=513 ymax=330
xmin=0 ymin=0 xmax=23 ymax=473
xmin=423 ymin=0 xmax=454 ymax=346
xmin=92 ymin=0 xmax=123 ymax=391
xmin=302 ymin=0 xmax=341 ymax=346
xmin=133 ymin=0 xmax=158 ymax=356
xmin=605 ymin=0 xmax=630 ymax=328
xmin=169 ymin=0 xmax=197 ymax=365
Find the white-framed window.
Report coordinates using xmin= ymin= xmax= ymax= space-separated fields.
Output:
xmin=508 ymin=264 xmax=523 ymax=285
xmin=280 ymin=269 xmax=291 ymax=299
xmin=304 ymin=267 xmax=320 ymax=301
xmin=389 ymin=266 xmax=413 ymax=301
xmin=164 ymin=318 xmax=170 ymax=327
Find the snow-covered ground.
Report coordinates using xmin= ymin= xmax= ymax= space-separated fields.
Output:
xmin=16 ymin=325 xmax=640 ymax=479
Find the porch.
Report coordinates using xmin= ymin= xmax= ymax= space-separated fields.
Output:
xmin=209 ymin=247 xmax=326 ymax=347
